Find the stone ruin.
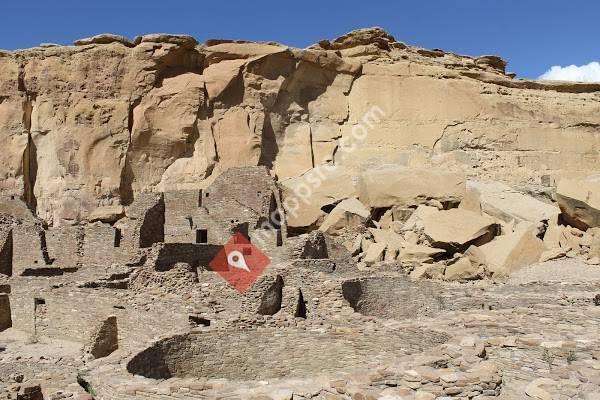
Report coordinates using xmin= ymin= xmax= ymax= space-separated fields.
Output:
xmin=0 ymin=28 xmax=600 ymax=400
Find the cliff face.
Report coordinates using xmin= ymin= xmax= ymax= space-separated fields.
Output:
xmin=1 ymin=28 xmax=599 ymax=226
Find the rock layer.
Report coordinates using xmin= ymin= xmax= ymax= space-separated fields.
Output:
xmin=1 ymin=28 xmax=599 ymax=226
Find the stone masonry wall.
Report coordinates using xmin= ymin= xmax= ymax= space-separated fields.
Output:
xmin=126 ymin=328 xmax=413 ymax=380
xmin=0 ymin=226 xmax=12 ymax=276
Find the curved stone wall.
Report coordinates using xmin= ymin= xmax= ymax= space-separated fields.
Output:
xmin=127 ymin=327 xmax=449 ymax=380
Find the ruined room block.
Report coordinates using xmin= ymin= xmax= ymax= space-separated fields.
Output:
xmin=45 ymin=226 xmax=82 ymax=268
xmin=82 ymin=223 xmax=127 ymax=267
xmin=164 ymin=190 xmax=201 ymax=243
xmin=86 ymin=315 xmax=118 ymax=359
xmin=0 ymin=197 xmax=51 ymax=275
xmin=12 ymin=225 xmax=52 ymax=275
xmin=0 ymin=226 xmax=13 ymax=276
xmin=119 ymin=193 xmax=165 ymax=249
xmin=0 ymin=294 xmax=12 ymax=331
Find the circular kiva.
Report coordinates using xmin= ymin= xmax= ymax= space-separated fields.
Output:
xmin=126 ymin=327 xmax=449 ymax=380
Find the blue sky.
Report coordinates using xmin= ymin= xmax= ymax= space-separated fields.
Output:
xmin=2 ymin=0 xmax=599 ymax=79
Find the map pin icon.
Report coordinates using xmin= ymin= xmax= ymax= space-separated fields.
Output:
xmin=227 ymin=250 xmax=251 ymax=272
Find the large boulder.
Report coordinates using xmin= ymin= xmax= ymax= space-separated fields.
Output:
xmin=362 ymin=242 xmax=386 ymax=265
xmin=358 ymin=166 xmax=465 ymax=208
xmin=401 ymin=205 xmax=440 ymax=232
xmin=319 ymin=198 xmax=370 ymax=235
xmin=398 ymin=244 xmax=446 ymax=264
xmin=556 ymin=175 xmax=600 ymax=230
xmin=88 ymin=205 xmax=125 ymax=223
xmin=423 ymin=209 xmax=498 ymax=252
xmin=462 ymin=180 xmax=560 ymax=224
xmin=479 ymin=222 xmax=544 ymax=276
xmin=281 ymin=166 xmax=356 ymax=228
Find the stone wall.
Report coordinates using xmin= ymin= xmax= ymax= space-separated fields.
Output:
xmin=164 ymin=190 xmax=200 ymax=243
xmin=163 ymin=167 xmax=286 ymax=257
xmin=150 ymin=243 xmax=222 ymax=271
xmin=0 ymin=226 xmax=12 ymax=276
xmin=46 ymin=226 xmax=82 ymax=267
xmin=82 ymin=223 xmax=127 ymax=266
xmin=125 ymin=328 xmax=433 ymax=380
xmin=12 ymin=225 xmax=51 ymax=275
xmin=0 ymin=293 xmax=11 ymax=331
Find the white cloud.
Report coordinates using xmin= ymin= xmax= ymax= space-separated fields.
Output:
xmin=539 ymin=61 xmax=600 ymax=82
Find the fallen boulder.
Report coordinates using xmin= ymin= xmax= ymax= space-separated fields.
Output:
xmin=281 ymin=166 xmax=356 ymax=228
xmin=88 ymin=205 xmax=125 ymax=223
xmin=556 ymin=175 xmax=600 ymax=230
xmin=369 ymin=228 xmax=406 ymax=249
xmin=398 ymin=244 xmax=446 ymax=264
xmin=358 ymin=166 xmax=465 ymax=208
xmin=362 ymin=242 xmax=386 ymax=265
xmin=462 ymin=180 xmax=560 ymax=224
xmin=402 ymin=205 xmax=440 ymax=232
xmin=480 ymin=222 xmax=544 ymax=276
xmin=319 ymin=197 xmax=370 ymax=235
xmin=445 ymin=257 xmax=481 ymax=281
xmin=423 ymin=209 xmax=498 ymax=252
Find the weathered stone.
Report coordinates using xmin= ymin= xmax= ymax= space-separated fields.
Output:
xmin=480 ymin=222 xmax=545 ymax=276
xmin=462 ymin=180 xmax=560 ymax=224
xmin=423 ymin=209 xmax=498 ymax=252
xmin=319 ymin=198 xmax=370 ymax=235
xmin=556 ymin=175 xmax=600 ymax=230
xmin=362 ymin=243 xmax=386 ymax=265
xmin=280 ymin=166 xmax=356 ymax=228
xmin=445 ymin=257 xmax=483 ymax=281
xmin=358 ymin=166 xmax=465 ymax=209
xmin=525 ymin=378 xmax=557 ymax=400
xmin=134 ymin=33 xmax=199 ymax=48
xmin=399 ymin=245 xmax=446 ymax=264
xmin=74 ymin=33 xmax=134 ymax=47
xmin=88 ymin=205 xmax=125 ymax=223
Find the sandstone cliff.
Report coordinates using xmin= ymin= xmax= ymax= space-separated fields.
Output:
xmin=1 ymin=28 xmax=599 ymax=226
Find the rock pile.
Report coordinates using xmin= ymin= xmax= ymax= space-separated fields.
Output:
xmin=339 ymin=176 xmax=600 ymax=280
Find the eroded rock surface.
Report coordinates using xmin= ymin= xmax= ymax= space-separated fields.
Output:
xmin=1 ymin=28 xmax=599 ymax=227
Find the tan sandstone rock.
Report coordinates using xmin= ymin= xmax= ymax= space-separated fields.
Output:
xmin=556 ymin=175 xmax=600 ymax=230
xmin=319 ymin=198 xmax=370 ymax=235
xmin=358 ymin=166 xmax=465 ymax=209
xmin=480 ymin=222 xmax=545 ymax=276
xmin=0 ymin=28 xmax=599 ymax=227
xmin=362 ymin=242 xmax=386 ymax=265
xmin=462 ymin=180 xmax=560 ymax=224
xmin=423 ymin=209 xmax=498 ymax=252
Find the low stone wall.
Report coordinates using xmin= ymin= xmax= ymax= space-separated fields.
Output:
xmin=126 ymin=327 xmax=448 ymax=380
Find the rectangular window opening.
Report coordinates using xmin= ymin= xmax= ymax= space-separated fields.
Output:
xmin=196 ymin=229 xmax=208 ymax=244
